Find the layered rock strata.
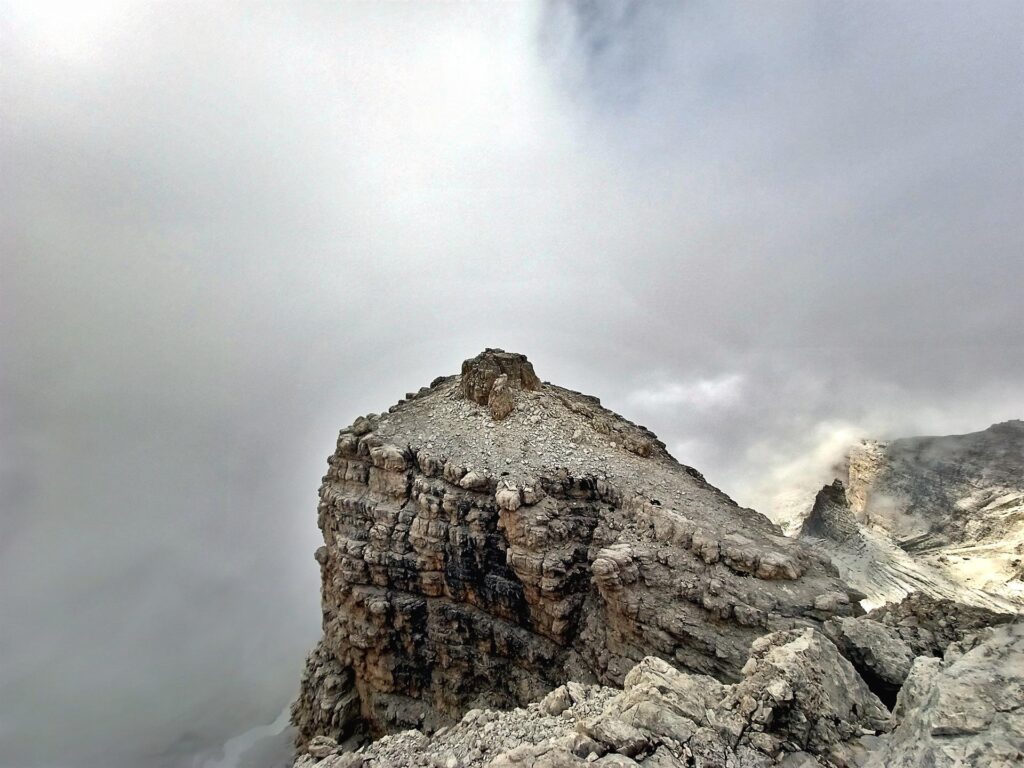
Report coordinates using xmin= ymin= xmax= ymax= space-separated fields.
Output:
xmin=797 ymin=421 xmax=1024 ymax=606
xmin=295 ymin=627 xmax=893 ymax=768
xmin=292 ymin=350 xmax=862 ymax=750
xmin=293 ymin=609 xmax=1023 ymax=768
xmin=799 ymin=480 xmax=1019 ymax=612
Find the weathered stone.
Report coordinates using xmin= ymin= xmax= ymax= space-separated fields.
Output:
xmin=823 ymin=616 xmax=916 ymax=706
xmin=293 ymin=351 xmax=872 ymax=758
xmin=580 ymin=717 xmax=651 ymax=758
xmin=293 ymin=619 xmax=1023 ymax=768
xmin=306 ymin=735 xmax=339 ymax=758
xmin=488 ymin=374 xmax=516 ymax=421
xmin=864 ymin=623 xmax=1024 ymax=768
xmin=540 ymin=686 xmax=572 ymax=716
xmin=730 ymin=628 xmax=890 ymax=753
xmin=461 ymin=349 xmax=540 ymax=406
xmin=351 ymin=415 xmax=377 ymax=436
xmin=319 ymin=754 xmax=366 ymax=768
xmin=863 ymin=592 xmax=1017 ymax=657
xmin=369 ymin=443 xmax=407 ymax=471
xmin=495 ymin=484 xmax=522 ymax=512
xmin=459 ymin=469 xmax=490 ymax=491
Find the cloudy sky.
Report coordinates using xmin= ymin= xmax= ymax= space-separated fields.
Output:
xmin=2 ymin=1 xmax=1022 ymax=766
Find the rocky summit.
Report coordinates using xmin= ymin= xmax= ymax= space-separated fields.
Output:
xmin=291 ymin=351 xmax=1023 ymax=768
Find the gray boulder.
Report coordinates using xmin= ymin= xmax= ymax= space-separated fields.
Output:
xmin=864 ymin=623 xmax=1024 ymax=768
xmin=823 ymin=616 xmax=917 ymax=706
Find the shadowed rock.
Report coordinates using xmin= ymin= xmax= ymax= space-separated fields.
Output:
xmin=461 ymin=349 xmax=540 ymax=402
xmin=296 ymin=628 xmax=893 ymax=767
xmin=291 ymin=351 xmax=863 ymax=753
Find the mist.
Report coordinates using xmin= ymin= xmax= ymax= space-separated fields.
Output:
xmin=2 ymin=2 xmax=1022 ymax=767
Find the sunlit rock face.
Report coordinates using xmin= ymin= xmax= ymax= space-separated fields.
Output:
xmin=847 ymin=421 xmax=1024 ymax=547
xmin=798 ymin=422 xmax=1024 ymax=610
xmin=290 ymin=350 xmax=861 ymax=750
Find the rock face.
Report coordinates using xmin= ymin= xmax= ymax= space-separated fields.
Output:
xmin=293 ymin=608 xmax=1024 ymax=768
xmin=799 ymin=480 xmax=861 ymax=543
xmin=823 ymin=592 xmax=1018 ymax=708
xmin=799 ymin=480 xmax=1018 ymax=612
xmin=291 ymin=350 xmax=863 ymax=751
xmin=862 ymin=591 xmax=1017 ymax=654
xmin=822 ymin=616 xmax=917 ymax=707
xmin=460 ymin=349 xmax=540 ymax=421
xmin=846 ymin=422 xmax=1024 ymax=552
xmin=293 ymin=627 xmax=893 ymax=768
xmin=799 ymin=422 xmax=1024 ymax=607
xmin=823 ymin=593 xmax=1024 ymax=712
xmin=864 ymin=622 xmax=1024 ymax=768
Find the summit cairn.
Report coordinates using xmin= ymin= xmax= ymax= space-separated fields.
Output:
xmin=460 ymin=348 xmax=541 ymax=420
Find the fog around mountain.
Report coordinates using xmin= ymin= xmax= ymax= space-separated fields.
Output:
xmin=1 ymin=2 xmax=1021 ymax=767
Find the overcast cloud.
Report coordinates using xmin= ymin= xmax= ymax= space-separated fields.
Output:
xmin=2 ymin=2 xmax=1022 ymax=767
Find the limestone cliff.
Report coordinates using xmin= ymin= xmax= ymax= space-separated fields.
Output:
xmin=291 ymin=350 xmax=862 ymax=751
xmin=846 ymin=421 xmax=1024 ymax=599
xmin=798 ymin=422 xmax=1024 ymax=610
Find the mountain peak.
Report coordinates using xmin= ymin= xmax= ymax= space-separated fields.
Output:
xmin=365 ymin=348 xmax=682 ymax=493
xmin=294 ymin=352 xmax=860 ymax=751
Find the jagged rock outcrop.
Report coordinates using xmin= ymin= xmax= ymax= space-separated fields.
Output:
xmin=293 ymin=613 xmax=1024 ymax=768
xmin=799 ymin=480 xmax=861 ymax=543
xmin=460 ymin=349 xmax=541 ymax=421
xmin=823 ymin=593 xmax=1018 ymax=708
xmin=291 ymin=350 xmax=864 ymax=752
xmin=864 ymin=622 xmax=1024 ymax=768
xmin=799 ymin=480 xmax=1018 ymax=612
xmin=822 ymin=616 xmax=917 ymax=707
xmin=293 ymin=627 xmax=892 ymax=768
xmin=862 ymin=591 xmax=1016 ymax=656
xmin=798 ymin=421 xmax=1024 ymax=608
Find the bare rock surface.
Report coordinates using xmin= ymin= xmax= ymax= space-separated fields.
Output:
xmin=291 ymin=350 xmax=862 ymax=752
xmin=290 ymin=352 xmax=1023 ymax=768
xmin=292 ymin=617 xmax=1024 ymax=768
xmin=293 ymin=628 xmax=891 ymax=768
xmin=822 ymin=616 xmax=917 ymax=707
xmin=796 ymin=422 xmax=1024 ymax=608
xmin=862 ymin=591 xmax=1017 ymax=658
xmin=864 ymin=622 xmax=1024 ymax=768
xmin=820 ymin=592 xmax=1020 ymax=708
xmin=799 ymin=480 xmax=1018 ymax=612
xmin=847 ymin=422 xmax=1024 ymax=554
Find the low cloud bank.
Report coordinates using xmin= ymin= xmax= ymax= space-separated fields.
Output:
xmin=1 ymin=2 xmax=1021 ymax=766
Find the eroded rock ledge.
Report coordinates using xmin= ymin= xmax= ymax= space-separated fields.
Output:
xmin=295 ymin=600 xmax=1023 ymax=768
xmin=296 ymin=626 xmax=892 ymax=768
xmin=291 ymin=351 xmax=862 ymax=753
